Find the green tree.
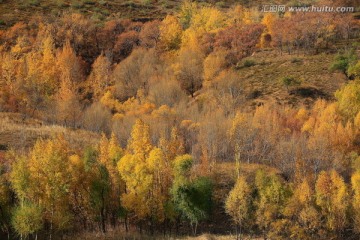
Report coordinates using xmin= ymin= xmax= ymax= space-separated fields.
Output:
xmin=98 ymin=133 xmax=124 ymax=228
xmin=330 ymin=49 xmax=357 ymax=78
xmin=170 ymin=154 xmax=213 ymax=235
xmin=82 ymin=146 xmax=111 ymax=233
xmin=348 ymin=61 xmax=360 ymax=79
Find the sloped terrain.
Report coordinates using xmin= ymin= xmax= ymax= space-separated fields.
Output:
xmin=233 ymin=50 xmax=348 ymax=108
xmin=0 ymin=112 xmax=100 ymax=151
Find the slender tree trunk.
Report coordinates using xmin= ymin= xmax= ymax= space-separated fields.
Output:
xmin=239 ymin=224 xmax=242 ymax=240
xmin=50 ymin=206 xmax=54 ymax=240
xmin=100 ymin=208 xmax=106 ymax=233
xmin=176 ymin=217 xmax=180 ymax=236
xmin=125 ymin=214 xmax=128 ymax=232
xmin=235 ymin=224 xmax=238 ymax=240
xmin=100 ymin=189 xmax=106 ymax=233
xmin=163 ymin=220 xmax=166 ymax=237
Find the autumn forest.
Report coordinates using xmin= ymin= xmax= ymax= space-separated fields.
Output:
xmin=0 ymin=0 xmax=360 ymax=239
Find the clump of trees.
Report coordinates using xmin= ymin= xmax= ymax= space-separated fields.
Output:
xmin=225 ymin=167 xmax=357 ymax=239
xmin=0 ymin=122 xmax=212 ymax=238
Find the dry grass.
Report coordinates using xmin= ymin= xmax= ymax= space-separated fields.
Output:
xmin=230 ymin=49 xmax=347 ymax=109
xmin=65 ymin=230 xmax=261 ymax=240
xmin=0 ymin=112 xmax=100 ymax=151
xmin=183 ymin=234 xmax=263 ymax=240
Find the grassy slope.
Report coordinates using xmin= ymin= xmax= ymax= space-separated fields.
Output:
xmin=0 ymin=0 xmax=191 ymax=28
xmin=233 ymin=49 xmax=348 ymax=109
xmin=0 ymin=112 xmax=100 ymax=151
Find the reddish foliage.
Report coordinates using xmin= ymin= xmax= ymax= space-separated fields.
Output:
xmin=139 ymin=20 xmax=160 ymax=48
xmin=200 ymin=32 xmax=216 ymax=55
xmin=121 ymin=19 xmax=143 ymax=32
xmin=215 ymin=24 xmax=264 ymax=65
xmin=114 ymin=31 xmax=140 ymax=62
xmin=96 ymin=20 xmax=125 ymax=51
xmin=272 ymin=12 xmax=360 ymax=54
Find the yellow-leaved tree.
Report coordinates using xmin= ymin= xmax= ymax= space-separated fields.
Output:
xmin=10 ymin=136 xmax=73 ymax=239
xmin=159 ymin=15 xmax=183 ymax=51
xmin=225 ymin=176 xmax=252 ymax=239
xmin=284 ymin=179 xmax=321 ymax=239
xmin=315 ymin=170 xmax=348 ymax=234
xmin=55 ymin=41 xmax=83 ymax=127
xmin=351 ymin=170 xmax=360 ymax=233
xmin=118 ymin=119 xmax=169 ymax=230
xmin=88 ymin=53 xmax=112 ymax=99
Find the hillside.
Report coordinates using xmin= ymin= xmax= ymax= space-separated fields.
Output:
xmin=0 ymin=0 xmax=360 ymax=239
xmin=205 ymin=49 xmax=349 ymax=109
xmin=0 ymin=0 xmax=232 ymax=28
xmin=0 ymin=112 xmax=100 ymax=151
xmin=1 ymin=0 xmax=358 ymax=29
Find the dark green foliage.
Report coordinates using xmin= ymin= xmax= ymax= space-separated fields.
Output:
xmin=83 ymin=146 xmax=98 ymax=171
xmin=291 ymin=57 xmax=303 ymax=64
xmin=171 ymin=155 xmax=213 ymax=234
xmin=330 ymin=49 xmax=358 ymax=78
xmin=281 ymin=76 xmax=301 ymax=91
xmin=243 ymin=59 xmax=256 ymax=68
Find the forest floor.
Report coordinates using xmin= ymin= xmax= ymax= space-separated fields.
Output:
xmin=66 ymin=230 xmax=262 ymax=240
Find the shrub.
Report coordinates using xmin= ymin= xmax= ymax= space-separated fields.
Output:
xmin=243 ymin=59 xmax=256 ymax=67
xmin=71 ymin=0 xmax=84 ymax=9
xmin=291 ymin=58 xmax=303 ymax=64
xmin=281 ymin=76 xmax=301 ymax=92
xmin=84 ymin=0 xmax=96 ymax=5
xmin=55 ymin=0 xmax=67 ymax=7
xmin=330 ymin=49 xmax=357 ymax=78
xmin=215 ymin=1 xmax=226 ymax=8
xmin=99 ymin=0 xmax=107 ymax=6
xmin=27 ymin=0 xmax=40 ymax=7
xmin=235 ymin=59 xmax=256 ymax=70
